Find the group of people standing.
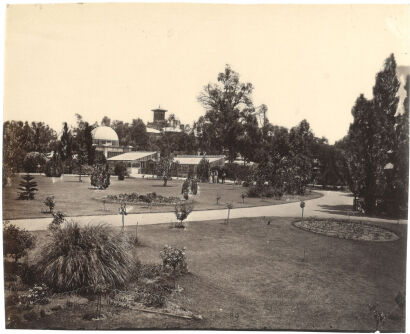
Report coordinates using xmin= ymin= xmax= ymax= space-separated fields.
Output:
xmin=210 ymin=169 xmax=226 ymax=184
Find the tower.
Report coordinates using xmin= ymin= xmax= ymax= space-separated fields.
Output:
xmin=152 ymin=106 xmax=167 ymax=122
xmin=147 ymin=105 xmax=168 ymax=130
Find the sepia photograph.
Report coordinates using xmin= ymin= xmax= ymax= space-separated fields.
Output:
xmin=1 ymin=1 xmax=409 ymax=331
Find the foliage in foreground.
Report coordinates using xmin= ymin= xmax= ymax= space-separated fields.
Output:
xmin=38 ymin=222 xmax=131 ymax=292
xmin=3 ymin=223 xmax=36 ymax=263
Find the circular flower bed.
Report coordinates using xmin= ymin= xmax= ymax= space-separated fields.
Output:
xmin=294 ymin=218 xmax=399 ymax=242
xmin=104 ymin=192 xmax=182 ymax=206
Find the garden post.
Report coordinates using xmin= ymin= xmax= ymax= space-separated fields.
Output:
xmin=300 ymin=201 xmax=305 ymax=221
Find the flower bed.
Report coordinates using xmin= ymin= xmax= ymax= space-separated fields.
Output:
xmin=294 ymin=218 xmax=399 ymax=242
xmin=104 ymin=192 xmax=181 ymax=206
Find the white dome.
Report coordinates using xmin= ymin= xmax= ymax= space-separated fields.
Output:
xmin=91 ymin=126 xmax=119 ymax=142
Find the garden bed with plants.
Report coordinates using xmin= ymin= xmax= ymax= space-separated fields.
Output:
xmin=293 ymin=218 xmax=400 ymax=242
xmin=4 ymin=217 xmax=199 ymax=329
xmin=103 ymin=192 xmax=183 ymax=207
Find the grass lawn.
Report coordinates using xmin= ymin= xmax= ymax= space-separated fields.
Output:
xmin=3 ymin=174 xmax=322 ymax=219
xmin=10 ymin=216 xmax=407 ymax=330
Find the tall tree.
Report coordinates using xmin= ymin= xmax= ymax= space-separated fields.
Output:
xmin=112 ymin=120 xmax=132 ymax=146
xmin=197 ymin=65 xmax=255 ymax=162
xmin=130 ymin=118 xmax=149 ymax=150
xmin=59 ymin=122 xmax=74 ymax=173
xmin=345 ymin=54 xmax=400 ymax=213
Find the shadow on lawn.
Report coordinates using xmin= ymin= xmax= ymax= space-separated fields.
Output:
xmin=317 ymin=204 xmax=355 ymax=216
xmin=150 ymin=184 xmax=178 ymax=188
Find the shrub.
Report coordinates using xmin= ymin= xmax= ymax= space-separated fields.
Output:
xmin=38 ymin=222 xmax=131 ymax=292
xmin=181 ymin=179 xmax=190 ymax=195
xmin=160 ymin=245 xmax=188 ymax=275
xmin=18 ymin=263 xmax=39 ymax=286
xmin=44 ymin=158 xmax=63 ymax=177
xmin=114 ymin=162 xmax=127 ymax=181
xmin=17 ymin=174 xmax=38 ymax=200
xmin=246 ymin=184 xmax=283 ymax=198
xmin=191 ymin=178 xmax=198 ymax=195
xmin=43 ymin=196 xmax=55 ymax=213
xmin=197 ymin=158 xmax=210 ymax=182
xmin=224 ymin=163 xmax=253 ymax=182
xmin=23 ymin=152 xmax=46 ymax=173
xmin=49 ymin=211 xmax=66 ymax=231
xmin=247 ymin=185 xmax=260 ymax=198
xmin=90 ymin=164 xmax=110 ymax=189
xmin=174 ymin=202 xmax=193 ymax=228
xmin=3 ymin=223 xmax=36 ymax=263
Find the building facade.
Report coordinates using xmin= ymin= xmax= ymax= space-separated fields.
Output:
xmin=91 ymin=126 xmax=132 ymax=159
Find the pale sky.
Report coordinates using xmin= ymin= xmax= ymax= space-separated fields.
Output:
xmin=3 ymin=3 xmax=410 ymax=143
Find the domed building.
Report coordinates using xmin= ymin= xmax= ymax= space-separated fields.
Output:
xmin=91 ymin=126 xmax=131 ymax=159
xmin=91 ymin=126 xmax=119 ymax=146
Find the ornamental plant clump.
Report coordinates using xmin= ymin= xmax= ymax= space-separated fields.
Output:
xmin=18 ymin=174 xmax=38 ymax=200
xmin=174 ymin=202 xmax=193 ymax=228
xmin=160 ymin=245 xmax=188 ymax=275
xmin=90 ymin=164 xmax=110 ymax=190
xmin=38 ymin=222 xmax=131 ymax=292
xmin=114 ymin=162 xmax=127 ymax=181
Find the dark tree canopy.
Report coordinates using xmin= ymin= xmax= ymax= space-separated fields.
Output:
xmin=197 ymin=65 xmax=259 ymax=162
xmin=344 ymin=54 xmax=402 ymax=214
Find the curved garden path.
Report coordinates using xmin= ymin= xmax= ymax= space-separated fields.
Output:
xmin=8 ymin=191 xmax=407 ymax=231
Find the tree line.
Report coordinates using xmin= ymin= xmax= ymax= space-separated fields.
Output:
xmin=3 ymin=55 xmax=408 ymax=217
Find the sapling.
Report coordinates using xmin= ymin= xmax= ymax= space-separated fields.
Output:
xmin=226 ymin=203 xmax=233 ymax=224
xmin=119 ymin=202 xmax=127 ymax=230
xmin=216 ymin=193 xmax=221 ymax=205
xmin=43 ymin=196 xmax=55 ymax=213
xmin=300 ymin=201 xmax=305 ymax=221
xmin=241 ymin=193 xmax=246 ymax=204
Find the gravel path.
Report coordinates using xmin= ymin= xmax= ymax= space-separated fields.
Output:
xmin=7 ymin=191 xmax=407 ymax=231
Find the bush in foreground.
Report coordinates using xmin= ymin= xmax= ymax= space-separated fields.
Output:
xmin=38 ymin=222 xmax=131 ymax=292
xmin=3 ymin=223 xmax=36 ymax=263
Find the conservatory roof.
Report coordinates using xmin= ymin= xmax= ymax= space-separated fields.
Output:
xmin=107 ymin=151 xmax=157 ymax=162
xmin=174 ymin=155 xmax=225 ymax=165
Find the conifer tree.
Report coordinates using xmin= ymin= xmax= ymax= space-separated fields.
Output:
xmin=18 ymin=174 xmax=38 ymax=200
